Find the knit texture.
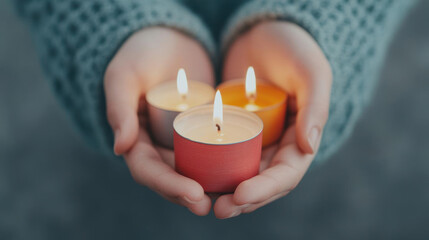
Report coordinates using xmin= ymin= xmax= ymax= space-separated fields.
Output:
xmin=14 ymin=0 xmax=415 ymax=162
xmin=222 ymin=0 xmax=417 ymax=162
xmin=14 ymin=0 xmax=216 ymax=152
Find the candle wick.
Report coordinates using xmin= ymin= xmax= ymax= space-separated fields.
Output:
xmin=249 ymin=94 xmax=256 ymax=103
xmin=181 ymin=94 xmax=187 ymax=100
xmin=216 ymin=124 xmax=221 ymax=133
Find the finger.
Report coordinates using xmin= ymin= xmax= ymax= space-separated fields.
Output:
xmin=260 ymin=144 xmax=279 ymax=171
xmin=213 ymin=194 xmax=243 ymax=219
xmin=240 ymin=191 xmax=287 ymax=214
xmin=214 ymin=191 xmax=287 ymax=219
xmin=155 ymin=146 xmax=210 ymax=215
xmin=164 ymin=194 xmax=212 ymax=216
xmin=295 ymin=71 xmax=332 ymax=154
xmin=104 ymin=67 xmax=140 ymax=155
xmin=214 ymin=127 xmax=313 ymax=218
xmin=155 ymin=146 xmax=175 ymax=168
xmin=124 ymin=129 xmax=211 ymax=215
xmin=233 ymin=127 xmax=313 ymax=205
xmin=185 ymin=194 xmax=212 ymax=216
xmin=155 ymin=145 xmax=213 ymax=215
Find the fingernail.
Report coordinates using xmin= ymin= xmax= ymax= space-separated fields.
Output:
xmin=183 ymin=196 xmax=200 ymax=204
xmin=308 ymin=127 xmax=320 ymax=152
xmin=225 ymin=204 xmax=250 ymax=219
xmin=227 ymin=211 xmax=241 ymax=218
xmin=239 ymin=203 xmax=251 ymax=209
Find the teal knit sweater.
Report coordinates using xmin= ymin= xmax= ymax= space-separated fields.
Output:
xmin=14 ymin=0 xmax=416 ymax=162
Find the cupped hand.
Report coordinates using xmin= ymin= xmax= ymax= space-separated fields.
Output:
xmin=214 ymin=21 xmax=332 ymax=218
xmin=104 ymin=27 xmax=214 ymax=216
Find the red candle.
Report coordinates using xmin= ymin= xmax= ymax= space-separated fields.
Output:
xmin=173 ymin=91 xmax=263 ymax=193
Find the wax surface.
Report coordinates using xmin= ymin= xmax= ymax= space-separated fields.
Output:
xmin=174 ymin=105 xmax=263 ymax=144
xmin=146 ymin=80 xmax=215 ymax=112
xmin=185 ymin=121 xmax=255 ymax=144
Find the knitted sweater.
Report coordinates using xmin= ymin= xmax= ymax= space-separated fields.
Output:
xmin=14 ymin=0 xmax=416 ymax=162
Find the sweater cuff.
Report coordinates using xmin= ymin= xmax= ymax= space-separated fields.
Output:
xmin=221 ymin=0 xmax=416 ymax=162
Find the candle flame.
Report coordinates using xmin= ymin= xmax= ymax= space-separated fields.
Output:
xmin=246 ymin=66 xmax=257 ymax=100
xmin=177 ymin=68 xmax=188 ymax=98
xmin=213 ymin=90 xmax=223 ymax=131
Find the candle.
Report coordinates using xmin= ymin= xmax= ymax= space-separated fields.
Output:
xmin=146 ymin=69 xmax=215 ymax=148
xmin=174 ymin=91 xmax=263 ymax=193
xmin=217 ymin=67 xmax=287 ymax=147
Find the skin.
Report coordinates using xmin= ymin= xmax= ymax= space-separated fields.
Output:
xmin=214 ymin=21 xmax=332 ymax=218
xmin=104 ymin=27 xmax=214 ymax=216
xmin=104 ymin=22 xmax=332 ymax=218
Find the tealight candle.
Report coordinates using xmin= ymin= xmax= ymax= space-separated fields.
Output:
xmin=146 ymin=69 xmax=215 ymax=148
xmin=174 ymin=91 xmax=263 ymax=193
xmin=218 ymin=67 xmax=287 ymax=147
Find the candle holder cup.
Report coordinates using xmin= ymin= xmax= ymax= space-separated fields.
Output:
xmin=173 ymin=105 xmax=263 ymax=193
xmin=147 ymin=104 xmax=180 ymax=149
xmin=146 ymin=80 xmax=215 ymax=148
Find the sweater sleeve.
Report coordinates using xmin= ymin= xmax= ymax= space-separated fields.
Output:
xmin=13 ymin=0 xmax=215 ymax=154
xmin=222 ymin=0 xmax=417 ymax=163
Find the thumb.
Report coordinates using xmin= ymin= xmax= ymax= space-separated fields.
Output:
xmin=104 ymin=68 xmax=140 ymax=155
xmin=295 ymin=73 xmax=332 ymax=154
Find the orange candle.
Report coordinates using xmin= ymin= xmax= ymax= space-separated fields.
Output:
xmin=217 ymin=67 xmax=287 ymax=147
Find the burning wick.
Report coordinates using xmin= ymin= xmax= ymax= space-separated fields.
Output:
xmin=213 ymin=90 xmax=223 ymax=134
xmin=248 ymin=93 xmax=256 ymax=104
xmin=216 ymin=124 xmax=221 ymax=132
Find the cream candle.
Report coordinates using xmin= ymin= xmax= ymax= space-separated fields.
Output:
xmin=146 ymin=68 xmax=215 ymax=148
xmin=174 ymin=91 xmax=263 ymax=193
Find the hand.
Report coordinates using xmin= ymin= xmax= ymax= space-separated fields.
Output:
xmin=104 ymin=27 xmax=214 ymax=216
xmin=214 ymin=21 xmax=332 ymax=218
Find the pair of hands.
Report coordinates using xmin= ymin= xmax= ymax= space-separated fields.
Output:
xmin=104 ymin=21 xmax=332 ymax=218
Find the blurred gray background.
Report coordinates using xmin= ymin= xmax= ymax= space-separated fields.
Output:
xmin=1 ymin=1 xmax=428 ymax=240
